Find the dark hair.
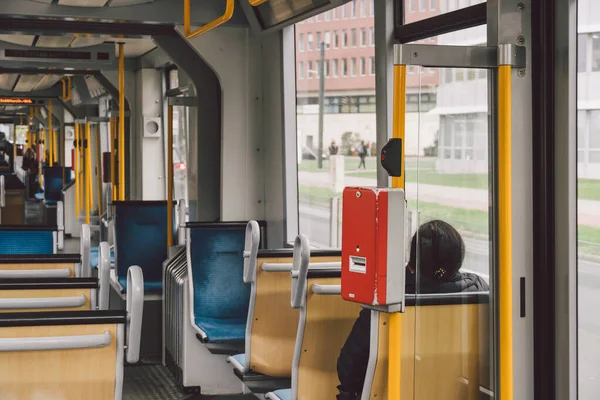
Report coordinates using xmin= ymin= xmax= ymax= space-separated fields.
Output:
xmin=408 ymin=220 xmax=465 ymax=281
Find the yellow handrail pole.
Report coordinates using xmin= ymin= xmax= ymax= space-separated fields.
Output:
xmin=75 ymin=124 xmax=80 ymax=218
xmin=118 ymin=43 xmax=126 ymax=201
xmin=110 ymin=117 xmax=116 ymax=201
xmin=61 ymin=77 xmax=72 ymax=102
xmin=498 ymin=64 xmax=514 ymax=400
xmin=183 ymin=0 xmax=234 ymax=39
xmin=95 ymin=124 xmax=103 ymax=216
xmin=167 ymin=105 xmax=174 ymax=247
xmin=39 ymin=129 xmax=44 ymax=187
xmin=248 ymin=0 xmax=267 ymax=6
xmin=85 ymin=122 xmax=92 ymax=224
xmin=62 ymin=128 xmax=66 ymax=184
xmin=388 ymin=63 xmax=406 ymax=400
xmin=48 ymin=100 xmax=53 ymax=165
xmin=14 ymin=118 xmax=19 ymax=167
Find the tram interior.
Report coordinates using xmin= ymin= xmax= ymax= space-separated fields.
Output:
xmin=0 ymin=0 xmax=587 ymax=399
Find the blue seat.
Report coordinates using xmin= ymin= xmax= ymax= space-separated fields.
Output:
xmin=269 ymin=389 xmax=292 ymax=400
xmin=188 ymin=223 xmax=250 ymax=342
xmin=42 ymin=166 xmax=66 ymax=204
xmin=117 ymin=276 xmax=163 ymax=294
xmin=90 ymin=246 xmax=115 ymax=269
xmin=34 ymin=192 xmax=44 ymax=201
xmin=113 ymin=201 xmax=175 ymax=294
xmin=0 ymin=229 xmax=54 ymax=255
xmin=194 ymin=317 xmax=247 ymax=342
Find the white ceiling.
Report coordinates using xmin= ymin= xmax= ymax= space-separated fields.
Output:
xmin=30 ymin=0 xmax=155 ymax=6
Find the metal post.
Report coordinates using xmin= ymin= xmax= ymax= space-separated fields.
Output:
xmin=317 ymin=41 xmax=325 ymax=169
xmin=498 ymin=64 xmax=513 ymax=400
xmin=48 ymin=100 xmax=52 ymax=166
xmin=388 ymin=62 xmax=406 ymax=400
xmin=85 ymin=122 xmax=92 ymax=224
xmin=118 ymin=43 xmax=125 ymax=201
xmin=167 ymin=105 xmax=174 ymax=247
xmin=75 ymin=124 xmax=80 ymax=218
xmin=110 ymin=117 xmax=116 ymax=201
xmin=95 ymin=124 xmax=103 ymax=216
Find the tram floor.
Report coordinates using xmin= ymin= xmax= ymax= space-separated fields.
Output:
xmin=123 ymin=364 xmax=260 ymax=400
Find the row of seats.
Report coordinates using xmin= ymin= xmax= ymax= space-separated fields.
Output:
xmin=216 ymin=221 xmax=492 ymax=400
xmin=0 ymin=224 xmax=144 ymax=399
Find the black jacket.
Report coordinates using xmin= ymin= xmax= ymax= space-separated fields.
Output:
xmin=336 ymin=269 xmax=489 ymax=399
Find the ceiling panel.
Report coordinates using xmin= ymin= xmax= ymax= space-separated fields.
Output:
xmin=34 ymin=75 xmax=61 ymax=91
xmin=0 ymin=75 xmax=19 ymax=91
xmin=108 ymin=0 xmax=155 ymax=5
xmin=58 ymin=0 xmax=108 ymax=6
xmin=14 ymin=75 xmax=44 ymax=92
xmin=69 ymin=36 xmax=105 ymax=48
xmin=36 ymin=36 xmax=75 ymax=48
xmin=110 ymin=38 xmax=156 ymax=57
xmin=0 ymin=35 xmax=36 ymax=46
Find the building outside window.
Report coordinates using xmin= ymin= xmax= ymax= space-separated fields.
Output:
xmin=351 ymin=28 xmax=357 ymax=47
xmin=361 ymin=28 xmax=367 ymax=46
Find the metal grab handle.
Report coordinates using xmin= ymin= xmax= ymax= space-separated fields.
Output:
xmin=243 ymin=220 xmax=261 ymax=283
xmin=80 ymin=224 xmax=91 ymax=278
xmin=262 ymin=263 xmax=293 ymax=273
xmin=177 ymin=198 xmax=187 ymax=245
xmin=0 ymin=175 xmax=5 ymax=208
xmin=61 ymin=77 xmax=72 ymax=102
xmin=265 ymin=261 xmax=341 ymax=273
xmin=312 ymin=284 xmax=341 ymax=295
xmin=98 ymin=242 xmax=111 ymax=310
xmin=126 ymin=265 xmax=144 ymax=363
xmin=184 ymin=0 xmax=234 ymax=39
xmin=57 ymin=201 xmax=64 ymax=251
xmin=0 ymin=295 xmax=86 ymax=310
xmin=291 ymin=234 xmax=310 ymax=309
xmin=0 ymin=268 xmax=70 ymax=279
xmin=0 ymin=331 xmax=111 ymax=352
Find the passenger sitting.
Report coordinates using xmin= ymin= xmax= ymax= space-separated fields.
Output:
xmin=336 ymin=220 xmax=489 ymax=400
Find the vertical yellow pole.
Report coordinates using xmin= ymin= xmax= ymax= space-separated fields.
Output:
xmin=118 ymin=43 xmax=126 ymax=201
xmin=110 ymin=117 xmax=116 ymax=201
xmin=14 ymin=119 xmax=19 ymax=167
xmin=167 ymin=105 xmax=174 ymax=247
xmin=49 ymin=129 xmax=54 ymax=166
xmin=498 ymin=65 xmax=514 ymax=400
xmin=388 ymin=63 xmax=406 ymax=400
xmin=62 ymin=129 xmax=66 ymax=184
xmin=39 ymin=129 xmax=44 ymax=187
xmin=75 ymin=124 xmax=80 ymax=218
xmin=95 ymin=124 xmax=103 ymax=216
xmin=85 ymin=122 xmax=92 ymax=224
xmin=48 ymin=100 xmax=53 ymax=165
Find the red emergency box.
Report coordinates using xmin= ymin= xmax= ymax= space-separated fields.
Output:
xmin=341 ymin=187 xmax=406 ymax=307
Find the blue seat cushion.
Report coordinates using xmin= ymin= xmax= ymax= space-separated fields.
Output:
xmin=117 ymin=276 xmax=162 ymax=294
xmin=0 ymin=230 xmax=54 ymax=255
xmin=44 ymin=199 xmax=57 ymax=205
xmin=34 ymin=192 xmax=44 ymax=200
xmin=270 ymin=389 xmax=292 ymax=400
xmin=194 ymin=316 xmax=247 ymax=342
xmin=90 ymin=246 xmax=115 ymax=269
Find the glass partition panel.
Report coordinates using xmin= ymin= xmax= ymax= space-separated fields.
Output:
xmin=578 ymin=2 xmax=600 ymax=398
xmin=406 ymin=64 xmax=493 ymax=399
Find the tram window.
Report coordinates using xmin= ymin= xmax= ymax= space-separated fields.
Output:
xmin=167 ymin=68 xmax=179 ymax=91
xmin=578 ymin=34 xmax=588 ymax=72
xmin=590 ymin=111 xmax=600 ymax=149
xmin=592 ymin=33 xmax=600 ymax=71
xmin=579 ymin=7 xmax=600 ymax=394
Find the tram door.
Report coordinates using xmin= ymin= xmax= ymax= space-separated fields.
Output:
xmin=388 ymin=34 xmax=528 ymax=398
xmin=402 ymin=63 xmax=495 ymax=400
